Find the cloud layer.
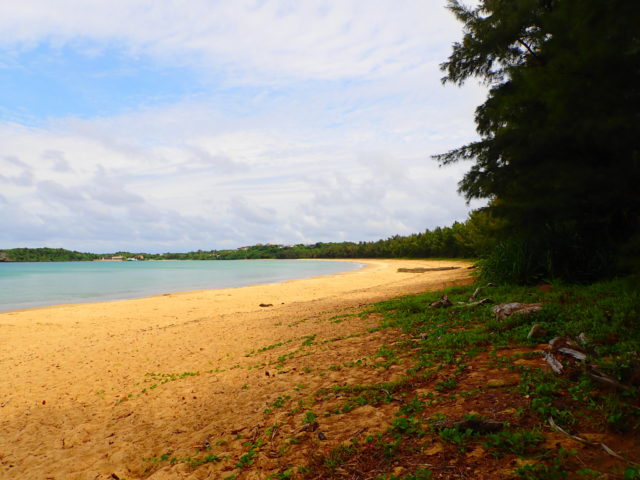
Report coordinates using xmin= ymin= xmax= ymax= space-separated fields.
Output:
xmin=0 ymin=1 xmax=486 ymax=252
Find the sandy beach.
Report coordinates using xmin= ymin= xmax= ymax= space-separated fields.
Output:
xmin=0 ymin=259 xmax=473 ymax=480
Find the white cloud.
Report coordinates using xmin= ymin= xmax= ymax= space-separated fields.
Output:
xmin=0 ymin=1 xmax=489 ymax=252
xmin=0 ymin=1 xmax=460 ymax=83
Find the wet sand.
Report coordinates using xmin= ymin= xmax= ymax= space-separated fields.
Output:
xmin=0 ymin=259 xmax=473 ymax=479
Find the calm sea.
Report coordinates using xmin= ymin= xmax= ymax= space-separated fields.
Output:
xmin=0 ymin=260 xmax=363 ymax=313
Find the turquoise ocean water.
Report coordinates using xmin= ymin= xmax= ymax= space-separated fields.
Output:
xmin=0 ymin=260 xmax=362 ymax=313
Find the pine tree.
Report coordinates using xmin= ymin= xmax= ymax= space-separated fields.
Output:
xmin=436 ymin=0 xmax=640 ymax=282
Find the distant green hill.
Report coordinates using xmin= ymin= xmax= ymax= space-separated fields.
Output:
xmin=0 ymin=248 xmax=99 ymax=262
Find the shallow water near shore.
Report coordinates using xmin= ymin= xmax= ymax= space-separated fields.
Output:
xmin=0 ymin=259 xmax=362 ymax=312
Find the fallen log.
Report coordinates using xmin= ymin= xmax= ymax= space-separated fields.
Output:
xmin=397 ymin=267 xmax=461 ymax=273
xmin=492 ymin=302 xmax=543 ymax=320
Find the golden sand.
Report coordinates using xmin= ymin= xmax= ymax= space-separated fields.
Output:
xmin=0 ymin=259 xmax=473 ymax=479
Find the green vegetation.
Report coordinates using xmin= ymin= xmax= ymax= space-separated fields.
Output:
xmin=0 ymin=247 xmax=99 ymax=262
xmin=300 ymin=277 xmax=639 ymax=478
xmin=144 ymin=450 xmax=224 ymax=471
xmin=436 ymin=0 xmax=640 ymax=283
xmin=0 ymin=219 xmax=483 ymax=262
xmin=137 ymin=276 xmax=638 ymax=479
xmin=483 ymin=429 xmax=546 ymax=457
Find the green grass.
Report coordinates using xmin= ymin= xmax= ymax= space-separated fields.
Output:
xmin=299 ymin=275 xmax=640 ymax=478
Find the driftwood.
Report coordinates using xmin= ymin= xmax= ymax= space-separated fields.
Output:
xmin=455 ymin=298 xmax=493 ymax=308
xmin=588 ymin=367 xmax=630 ymax=391
xmin=549 ymin=336 xmax=581 ymax=352
xmin=492 ymin=302 xmax=543 ymax=320
xmin=299 ymin=421 xmax=319 ymax=433
xmin=548 ymin=417 xmax=639 ymax=466
xmin=557 ymin=347 xmax=587 ymax=362
xmin=397 ymin=267 xmax=461 ymax=273
xmin=468 ymin=287 xmax=481 ymax=301
xmin=430 ymin=294 xmax=452 ymax=308
xmin=543 ymin=351 xmax=564 ymax=374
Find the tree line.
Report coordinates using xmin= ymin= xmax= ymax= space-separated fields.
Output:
xmin=436 ymin=0 xmax=640 ymax=283
xmin=0 ymin=211 xmax=495 ymax=262
xmin=0 ymin=247 xmax=99 ymax=262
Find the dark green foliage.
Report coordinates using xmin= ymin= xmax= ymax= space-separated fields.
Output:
xmin=625 ymin=467 xmax=640 ymax=480
xmin=516 ymin=464 xmax=567 ymax=480
xmin=1 ymin=216 xmax=487 ymax=262
xmin=211 ymin=221 xmax=479 ymax=260
xmin=404 ymin=468 xmax=432 ymax=480
xmin=437 ymin=0 xmax=640 ymax=283
xmin=0 ymin=247 xmax=99 ymax=262
xmin=484 ymin=429 xmax=545 ymax=457
xmin=374 ymin=276 xmax=640 ymax=431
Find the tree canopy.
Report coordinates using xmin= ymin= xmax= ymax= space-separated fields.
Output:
xmin=436 ymin=0 xmax=640 ymax=282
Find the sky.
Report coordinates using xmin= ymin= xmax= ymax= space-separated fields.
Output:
xmin=0 ymin=0 xmax=486 ymax=253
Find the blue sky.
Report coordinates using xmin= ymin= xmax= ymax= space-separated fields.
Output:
xmin=0 ymin=0 xmax=486 ymax=253
xmin=1 ymin=45 xmax=203 ymax=122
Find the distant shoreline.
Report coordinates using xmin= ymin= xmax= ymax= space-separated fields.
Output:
xmin=0 ymin=258 xmax=364 ymax=314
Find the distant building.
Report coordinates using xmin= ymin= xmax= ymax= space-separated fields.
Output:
xmin=96 ymin=255 xmax=125 ymax=261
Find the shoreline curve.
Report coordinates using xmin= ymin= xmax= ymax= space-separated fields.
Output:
xmin=0 ymin=258 xmax=473 ymax=480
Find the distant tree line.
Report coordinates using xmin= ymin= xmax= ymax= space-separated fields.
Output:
xmin=0 ymin=211 xmax=495 ymax=262
xmin=212 ymin=216 xmax=488 ymax=260
xmin=0 ymin=247 xmax=99 ymax=262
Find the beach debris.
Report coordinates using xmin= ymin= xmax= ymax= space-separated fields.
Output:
xmin=527 ymin=324 xmax=549 ymax=340
xmin=398 ymin=266 xmax=461 ymax=273
xmin=459 ymin=298 xmax=493 ymax=307
xmin=588 ymin=366 xmax=630 ymax=391
xmin=544 ymin=336 xmax=592 ymax=376
xmin=317 ymin=431 xmax=328 ymax=441
xmin=192 ymin=437 xmax=211 ymax=451
xmin=543 ymin=351 xmax=564 ymax=375
xmin=448 ymin=286 xmax=494 ymax=307
xmin=259 ymin=303 xmax=273 ymax=307
xmin=265 ymin=371 xmax=270 ymax=377
xmin=548 ymin=417 xmax=639 ymax=466
xmin=558 ymin=347 xmax=587 ymax=362
xmin=549 ymin=336 xmax=580 ymax=352
xmin=430 ymin=294 xmax=452 ymax=308
xmin=492 ymin=302 xmax=543 ymax=320
xmin=249 ymin=425 xmax=262 ymax=442
xmin=299 ymin=421 xmax=319 ymax=433
xmin=0 ymin=398 xmax=11 ymax=408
